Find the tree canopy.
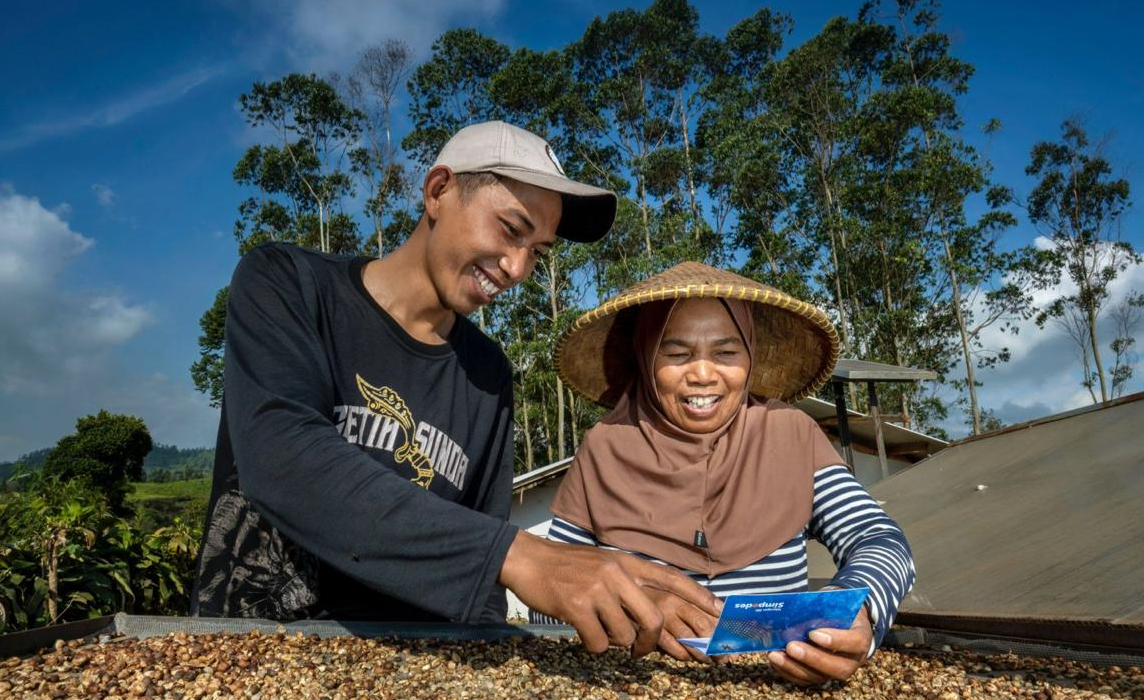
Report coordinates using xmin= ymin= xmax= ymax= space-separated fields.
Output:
xmin=193 ymin=0 xmax=1141 ymax=463
xmin=41 ymin=410 xmax=153 ymax=512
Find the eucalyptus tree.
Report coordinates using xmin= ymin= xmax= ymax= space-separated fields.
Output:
xmin=841 ymin=0 xmax=1002 ymax=431
xmin=189 ymin=287 xmax=227 ymax=408
xmin=764 ymin=15 xmax=890 ymax=409
xmin=402 ymin=28 xmax=512 ymax=335
xmin=881 ymin=0 xmax=1023 ymax=433
xmin=697 ymin=9 xmax=823 ymax=298
xmin=1021 ymin=119 xmax=1137 ymax=403
xmin=403 ymin=29 xmax=511 ymax=167
xmin=194 ymin=74 xmax=366 ymax=407
xmin=566 ymin=0 xmax=707 ymax=265
xmin=1109 ymin=292 xmax=1144 ymax=398
xmin=238 ymin=74 xmax=364 ymax=254
xmin=342 ymin=41 xmax=414 ymax=255
xmin=489 ymin=46 xmax=590 ymax=464
xmin=231 ymin=144 xmax=306 ymax=252
xmin=403 ymin=34 xmax=607 ymax=466
xmin=933 ymin=175 xmax=1029 ymax=434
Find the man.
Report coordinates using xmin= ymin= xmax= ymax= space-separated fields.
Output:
xmin=192 ymin=121 xmax=719 ymax=657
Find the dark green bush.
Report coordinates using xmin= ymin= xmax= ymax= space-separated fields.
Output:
xmin=0 ymin=477 xmax=200 ymax=632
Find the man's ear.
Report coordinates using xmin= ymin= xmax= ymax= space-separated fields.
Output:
xmin=423 ymin=165 xmax=454 ymax=221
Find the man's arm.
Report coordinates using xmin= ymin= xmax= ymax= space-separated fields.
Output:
xmin=498 ymin=529 xmax=722 ymax=657
xmin=528 ymin=517 xmax=719 ymax=661
xmin=223 ymin=245 xmax=516 ymax=623
xmin=472 ymin=393 xmax=515 ymax=623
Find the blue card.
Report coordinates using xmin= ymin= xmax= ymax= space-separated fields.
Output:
xmin=678 ymin=588 xmax=869 ymax=656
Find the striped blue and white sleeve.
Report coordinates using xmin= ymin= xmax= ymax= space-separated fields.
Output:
xmin=527 ymin=518 xmax=600 ymax=624
xmin=807 ymin=465 xmax=916 ymax=653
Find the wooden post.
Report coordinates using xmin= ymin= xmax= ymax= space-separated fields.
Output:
xmin=868 ymin=380 xmax=889 ymax=480
xmin=832 ymin=380 xmax=855 ymax=472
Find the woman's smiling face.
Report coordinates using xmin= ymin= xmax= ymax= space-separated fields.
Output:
xmin=651 ymin=298 xmax=751 ymax=433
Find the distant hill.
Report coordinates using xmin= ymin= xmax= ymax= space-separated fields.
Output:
xmin=1 ymin=446 xmax=52 ymax=470
xmin=0 ymin=447 xmax=53 ymax=483
xmin=1 ymin=444 xmax=214 ymax=482
xmin=145 ymin=444 xmax=214 ymax=470
xmin=143 ymin=444 xmax=214 ymax=481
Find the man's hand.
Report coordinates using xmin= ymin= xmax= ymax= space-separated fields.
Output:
xmin=498 ymin=531 xmax=722 ymax=657
xmin=766 ymin=602 xmax=872 ymax=686
xmin=640 ymin=586 xmax=720 ymax=662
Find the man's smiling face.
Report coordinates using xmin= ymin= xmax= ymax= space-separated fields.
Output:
xmin=425 ymin=170 xmax=560 ymax=316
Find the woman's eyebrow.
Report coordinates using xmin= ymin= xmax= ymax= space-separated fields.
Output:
xmin=659 ymin=336 xmax=743 ymax=348
xmin=712 ymin=336 xmax=744 ymax=346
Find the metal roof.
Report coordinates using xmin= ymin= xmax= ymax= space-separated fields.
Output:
xmin=512 ymin=456 xmax=572 ymax=494
xmin=797 ymin=396 xmax=947 ymax=461
xmin=832 ymin=358 xmax=939 ymax=383
xmin=872 ymin=391 xmax=1144 ymax=628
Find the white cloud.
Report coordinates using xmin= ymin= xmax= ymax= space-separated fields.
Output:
xmin=0 ymin=188 xmax=93 ymax=290
xmin=251 ymin=0 xmax=508 ymax=71
xmin=945 ymin=249 xmax=1144 ymax=437
xmin=92 ymin=183 xmax=116 ymax=207
xmin=0 ymin=189 xmax=154 ymax=393
xmin=0 ymin=65 xmax=224 ymax=152
xmin=0 ymin=188 xmax=221 ymax=461
xmin=81 ymin=297 xmax=154 ymax=344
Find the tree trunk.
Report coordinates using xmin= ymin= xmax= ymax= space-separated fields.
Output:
xmin=555 ymin=376 xmax=566 ymax=461
xmin=319 ymin=201 xmax=329 ymax=253
xmin=677 ymin=88 xmax=700 ymax=239
xmin=543 ymin=414 xmax=553 ymax=464
xmin=944 ymin=237 xmax=981 ymax=434
xmin=1087 ymin=302 xmax=1109 ymax=402
xmin=46 ymin=529 xmax=63 ymax=624
xmin=632 ymin=74 xmax=654 ymax=256
xmin=379 ymin=99 xmax=395 ymax=255
xmin=520 ymin=386 xmax=534 ymax=472
xmin=639 ymin=175 xmax=652 ymax=256
xmin=547 ymin=258 xmax=566 ymax=460
xmin=568 ymin=386 xmax=579 ymax=451
xmin=821 ymin=181 xmax=856 ymax=407
xmin=877 ymin=238 xmax=914 ymax=428
xmin=758 ymin=231 xmax=780 ymax=276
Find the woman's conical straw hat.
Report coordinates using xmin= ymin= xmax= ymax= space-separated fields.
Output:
xmin=557 ymin=261 xmax=840 ymax=406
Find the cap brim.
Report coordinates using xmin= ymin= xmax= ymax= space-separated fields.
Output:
xmin=491 ymin=167 xmax=617 ymax=243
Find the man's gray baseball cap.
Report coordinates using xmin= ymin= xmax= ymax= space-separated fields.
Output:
xmin=432 ymin=120 xmax=617 ymax=243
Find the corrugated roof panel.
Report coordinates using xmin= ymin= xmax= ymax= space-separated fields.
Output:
xmin=872 ymin=392 xmax=1144 ymax=625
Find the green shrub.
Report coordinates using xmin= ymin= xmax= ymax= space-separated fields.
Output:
xmin=0 ymin=477 xmax=201 ymax=632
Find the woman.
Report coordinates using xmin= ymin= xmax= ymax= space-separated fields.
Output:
xmin=533 ymin=262 xmax=915 ymax=686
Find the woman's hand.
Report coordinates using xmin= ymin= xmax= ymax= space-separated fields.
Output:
xmin=640 ymin=586 xmax=721 ymax=661
xmin=766 ymin=603 xmax=872 ymax=686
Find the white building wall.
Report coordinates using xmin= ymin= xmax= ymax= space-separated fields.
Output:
xmin=506 ymin=480 xmax=563 ymax=620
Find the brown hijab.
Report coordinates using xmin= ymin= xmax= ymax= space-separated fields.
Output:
xmin=550 ymin=298 xmax=844 ymax=576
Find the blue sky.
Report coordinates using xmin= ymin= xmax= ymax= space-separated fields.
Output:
xmin=1 ymin=0 xmax=1142 ymax=460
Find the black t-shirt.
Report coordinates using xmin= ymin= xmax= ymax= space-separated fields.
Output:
xmin=192 ymin=243 xmax=518 ymax=623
